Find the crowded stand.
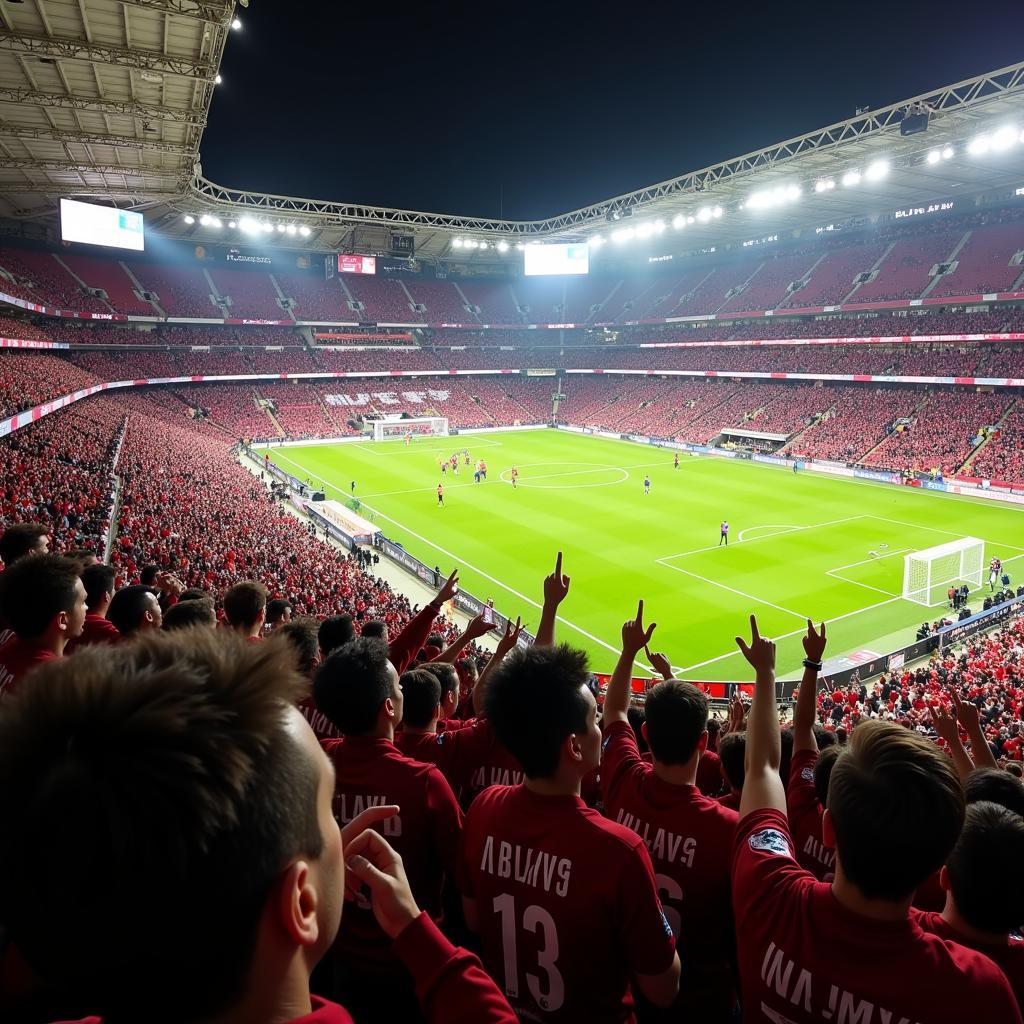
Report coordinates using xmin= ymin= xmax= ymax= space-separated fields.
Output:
xmin=124 ymin=261 xmax=221 ymax=317
xmin=971 ymin=401 xmax=1024 ymax=483
xmin=0 ymin=247 xmax=112 ymax=314
xmin=0 ymin=352 xmax=101 ymax=418
xmin=343 ymin=276 xmax=423 ymax=322
xmin=862 ymin=390 xmax=1013 ymax=475
xmin=57 ymin=253 xmax=158 ymax=316
xmin=274 ymin=271 xmax=350 ymax=320
xmin=209 ymin=267 xmax=292 ymax=320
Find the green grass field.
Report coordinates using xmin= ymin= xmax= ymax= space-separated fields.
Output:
xmin=266 ymin=430 xmax=1024 ymax=680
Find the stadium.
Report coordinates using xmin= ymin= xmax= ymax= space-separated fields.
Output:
xmin=2 ymin=3 xmax=1024 ymax=1023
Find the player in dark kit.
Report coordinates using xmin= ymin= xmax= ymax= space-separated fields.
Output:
xmin=719 ymin=520 xmax=729 ymax=546
xmin=674 ymin=452 xmax=679 ymax=470
xmin=437 ymin=483 xmax=444 ymax=507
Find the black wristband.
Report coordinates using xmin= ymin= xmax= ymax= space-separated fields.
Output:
xmin=802 ymin=659 xmax=822 ymax=671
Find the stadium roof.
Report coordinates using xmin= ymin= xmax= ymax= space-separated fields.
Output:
xmin=0 ymin=8 xmax=1022 ymax=264
xmin=0 ymin=0 xmax=232 ymax=218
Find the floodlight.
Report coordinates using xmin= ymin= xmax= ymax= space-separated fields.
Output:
xmin=496 ymin=240 xmax=509 ymax=252
xmin=926 ymin=149 xmax=941 ymax=165
xmin=184 ymin=214 xmax=195 ymax=224
xmin=590 ymin=235 xmax=605 ymax=247
xmin=285 ymin=225 xmax=297 ymax=235
xmin=299 ymin=225 xmax=311 ymax=237
xmin=239 ymin=218 xmax=257 ymax=234
xmin=865 ymin=159 xmax=889 ymax=181
xmin=214 ymin=74 xmax=222 ymax=85
xmin=231 ymin=17 xmax=242 ymax=29
xmin=211 ymin=218 xmax=223 ymax=228
xmin=942 ymin=146 xmax=954 ymax=159
xmin=199 ymin=214 xmax=212 ymax=226
xmin=479 ymin=242 xmax=488 ymax=250
xmin=712 ymin=206 xmax=723 ymax=218
xmin=515 ymin=243 xmax=525 ymax=251
xmin=696 ymin=207 xmax=713 ymax=223
xmin=991 ymin=125 xmax=1018 ymax=151
xmin=452 ymin=238 xmax=463 ymax=248
xmin=842 ymin=169 xmax=861 ymax=187
xmin=635 ymin=223 xmax=654 ymax=239
xmin=672 ymin=213 xmax=685 ymax=229
xmin=814 ymin=178 xmax=835 ymax=192
xmin=261 ymin=222 xmax=273 ymax=233
xmin=228 ymin=220 xmax=236 ymax=229
xmin=968 ymin=134 xmax=991 ymax=155
xmin=686 ymin=216 xmax=694 ymax=224
xmin=611 ymin=227 xmax=635 ymax=242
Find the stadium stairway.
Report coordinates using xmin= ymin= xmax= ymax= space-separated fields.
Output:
xmin=120 ymin=261 xmax=166 ymax=316
xmin=840 ymin=241 xmax=897 ymax=304
xmin=53 ymin=255 xmax=118 ymax=316
xmin=958 ymin=396 xmax=1020 ymax=475
xmin=917 ymin=230 xmax=973 ymax=300
xmin=452 ymin=282 xmax=483 ymax=323
xmin=781 ymin=401 xmax=839 ymax=451
xmin=857 ymin=394 xmax=930 ymax=463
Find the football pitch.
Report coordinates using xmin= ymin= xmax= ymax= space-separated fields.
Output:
xmin=267 ymin=430 xmax=1024 ymax=681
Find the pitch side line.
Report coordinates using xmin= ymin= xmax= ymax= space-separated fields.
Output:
xmin=823 ymin=548 xmax=910 ymax=598
xmin=657 ymin=561 xmax=811 ymax=623
xmin=269 ymin=450 xmax=649 ymax=670
xmin=657 ymin=514 xmax=867 ymax=562
xmin=352 ymin=438 xmax=505 ymax=457
xmin=865 ymin=514 xmax=1024 ymax=554
xmin=677 ymin=595 xmax=902 ymax=674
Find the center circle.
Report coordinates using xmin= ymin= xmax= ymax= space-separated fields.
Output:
xmin=499 ymin=462 xmax=631 ymax=489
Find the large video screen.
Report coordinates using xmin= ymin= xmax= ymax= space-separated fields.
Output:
xmin=60 ymin=199 xmax=145 ymax=251
xmin=338 ymin=254 xmax=376 ymax=275
xmin=523 ymin=242 xmax=589 ymax=276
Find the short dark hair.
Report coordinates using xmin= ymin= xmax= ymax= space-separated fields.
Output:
xmin=0 ymin=554 xmax=81 ymax=639
xmin=64 ymin=549 xmax=97 ymax=569
xmin=313 ymin=637 xmax=394 ymax=736
xmin=162 ymin=599 xmax=216 ymax=632
xmin=79 ymin=561 xmax=117 ymax=606
xmin=318 ymin=614 xmax=355 ymax=657
xmin=0 ymin=523 xmax=48 ymax=566
xmin=946 ymin=801 xmax=1024 ymax=934
xmin=813 ymin=725 xmax=838 ymax=749
xmin=80 ymin=564 xmax=117 ymax=609
xmin=400 ymin=668 xmax=442 ymax=728
xmin=421 ymin=660 xmax=458 ymax=702
xmin=484 ymin=644 xmax=590 ymax=778
xmin=828 ymin=721 xmax=964 ymax=902
xmin=139 ymin=565 xmax=160 ymax=586
xmin=964 ymin=767 xmax=1024 ymax=816
xmin=361 ymin=619 xmax=387 ymax=640
xmin=179 ymin=587 xmax=211 ymax=603
xmin=813 ymin=745 xmax=841 ymax=807
xmin=106 ymin=585 xmax=158 ymax=637
xmin=426 ymin=632 xmax=445 ymax=649
xmin=717 ymin=732 xmax=746 ymax=792
xmin=266 ymin=598 xmax=292 ymax=624
xmin=0 ymin=629 xmax=321 ymax=1024
xmin=643 ymin=681 xmax=708 ymax=765
xmin=223 ymin=581 xmax=267 ymax=629
xmin=277 ymin=618 xmax=319 ymax=676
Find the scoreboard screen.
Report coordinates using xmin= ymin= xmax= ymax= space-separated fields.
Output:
xmin=524 ymin=242 xmax=589 ymax=276
xmin=338 ymin=254 xmax=376 ymax=275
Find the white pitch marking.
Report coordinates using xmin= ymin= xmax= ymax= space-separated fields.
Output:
xmin=269 ymin=450 xmax=647 ymax=668
xmin=736 ymin=525 xmax=800 ymax=543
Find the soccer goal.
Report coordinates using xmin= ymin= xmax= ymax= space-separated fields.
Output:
xmin=371 ymin=417 xmax=449 ymax=441
xmin=902 ymin=537 xmax=985 ymax=607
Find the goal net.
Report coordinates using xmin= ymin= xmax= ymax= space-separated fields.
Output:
xmin=372 ymin=417 xmax=448 ymax=441
xmin=902 ymin=537 xmax=984 ymax=607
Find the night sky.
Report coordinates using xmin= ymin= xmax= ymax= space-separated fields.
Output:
xmin=201 ymin=0 xmax=1024 ymax=220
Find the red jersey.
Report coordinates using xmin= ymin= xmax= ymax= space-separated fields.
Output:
xmin=322 ymin=736 xmax=463 ymax=966
xmin=718 ymin=790 xmax=741 ymax=811
xmin=66 ymin=613 xmax=120 ymax=653
xmin=460 ymin=784 xmax=676 ymax=1023
xmin=914 ymin=910 xmax=1024 ymax=1011
xmin=696 ymin=748 xmax=723 ymax=796
xmin=394 ymin=718 xmax=524 ymax=806
xmin=787 ymin=749 xmax=836 ymax=881
xmin=0 ymin=638 xmax=57 ymax=698
xmin=296 ymin=694 xmax=341 ymax=743
xmin=600 ymin=720 xmax=738 ymax=1020
xmin=733 ymin=808 xmax=1022 ymax=1023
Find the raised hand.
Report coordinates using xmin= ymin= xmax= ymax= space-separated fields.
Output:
xmin=949 ymin=688 xmax=981 ymax=734
xmin=802 ymin=619 xmax=827 ymax=663
xmin=645 ymin=646 xmax=673 ymax=680
xmin=496 ymin=615 xmax=523 ymax=656
xmin=929 ymin=703 xmax=960 ymax=746
xmin=735 ymin=615 xmax=776 ymax=675
xmin=621 ymin=599 xmax=657 ymax=656
xmin=543 ymin=551 xmax=571 ymax=608
xmin=436 ymin=568 xmax=460 ymax=605
xmin=463 ymin=612 xmax=494 ymax=641
xmin=344 ymin=828 xmax=421 ymax=939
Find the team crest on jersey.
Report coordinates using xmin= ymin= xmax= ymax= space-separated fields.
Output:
xmin=749 ymin=828 xmax=791 ymax=857
xmin=800 ymin=767 xmax=814 ymax=781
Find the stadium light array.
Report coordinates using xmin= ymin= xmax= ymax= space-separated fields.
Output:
xmin=228 ymin=220 xmax=236 ymax=229
xmin=611 ymin=226 xmax=636 ymax=243
xmin=865 ymin=159 xmax=890 ymax=181
xmin=589 ymin=235 xmax=605 ymax=248
xmin=184 ymin=215 xmax=195 ymax=224
xmin=262 ymin=223 xmax=273 ymax=233
xmin=276 ymin=224 xmax=286 ymax=232
xmin=671 ymin=213 xmax=685 ymax=229
xmin=452 ymin=238 xmax=463 ymax=248
xmin=814 ymin=178 xmax=835 ymax=192
xmin=695 ymin=206 xmax=721 ymax=223
xmin=991 ymin=125 xmax=1018 ymax=151
xmin=747 ymin=184 xmax=801 ymax=210
xmin=496 ymin=240 xmax=509 ymax=252
xmin=515 ymin=243 xmax=525 ymax=251
xmin=299 ymin=225 xmax=311 ymax=237
xmin=285 ymin=225 xmax=297 ymax=235
xmin=199 ymin=214 xmax=212 ymax=226
xmin=231 ymin=17 xmax=242 ymax=29
xmin=841 ymin=169 xmax=862 ymax=187
xmin=214 ymin=74 xmax=222 ymax=85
